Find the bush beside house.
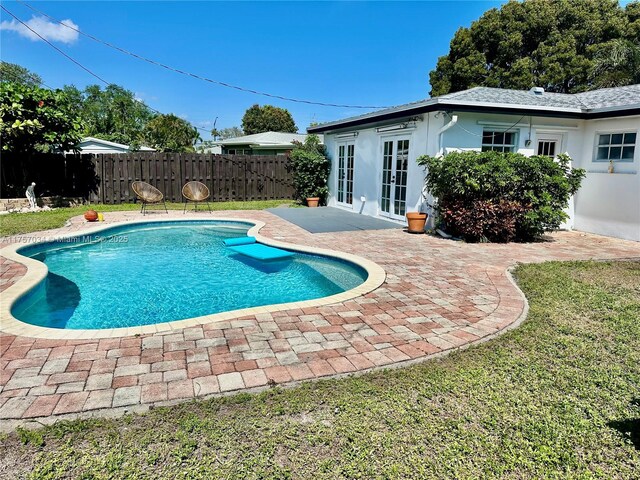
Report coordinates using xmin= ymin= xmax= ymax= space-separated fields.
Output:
xmin=417 ymin=151 xmax=585 ymax=242
xmin=287 ymin=134 xmax=330 ymax=205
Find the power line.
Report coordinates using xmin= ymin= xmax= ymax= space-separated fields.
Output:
xmin=1 ymin=5 xmax=109 ymax=85
xmin=17 ymin=0 xmax=387 ymax=110
xmin=1 ymin=5 xmax=215 ymax=135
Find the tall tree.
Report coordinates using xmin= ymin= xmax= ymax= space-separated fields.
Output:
xmin=0 ymin=82 xmax=83 ymax=154
xmin=64 ymin=84 xmax=155 ymax=148
xmin=0 ymin=62 xmax=42 ymax=87
xmin=241 ymin=105 xmax=297 ymax=135
xmin=143 ymin=114 xmax=201 ymax=152
xmin=213 ymin=126 xmax=244 ymax=139
xmin=591 ymin=39 xmax=640 ymax=87
xmin=429 ymin=0 xmax=640 ymax=96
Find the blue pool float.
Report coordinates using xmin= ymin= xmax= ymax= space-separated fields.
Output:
xmin=225 ymin=237 xmax=294 ymax=261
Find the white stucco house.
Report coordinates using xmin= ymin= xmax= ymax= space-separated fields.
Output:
xmin=308 ymin=85 xmax=640 ymax=242
xmin=73 ymin=137 xmax=156 ymax=154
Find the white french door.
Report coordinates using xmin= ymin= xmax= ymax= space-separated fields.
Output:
xmin=380 ymin=137 xmax=409 ymax=220
xmin=336 ymin=142 xmax=355 ymax=206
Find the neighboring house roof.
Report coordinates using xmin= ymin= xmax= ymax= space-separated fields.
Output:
xmin=214 ymin=132 xmax=323 ymax=149
xmin=76 ymin=137 xmax=155 ymax=152
xmin=308 ymin=85 xmax=640 ymax=133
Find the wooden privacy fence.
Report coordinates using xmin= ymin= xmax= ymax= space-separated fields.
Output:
xmin=0 ymin=153 xmax=98 ymax=199
xmin=94 ymin=153 xmax=295 ymax=204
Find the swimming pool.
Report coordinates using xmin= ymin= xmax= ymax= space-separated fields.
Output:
xmin=9 ymin=220 xmax=370 ymax=330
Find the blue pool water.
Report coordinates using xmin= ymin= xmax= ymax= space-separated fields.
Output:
xmin=12 ymin=221 xmax=367 ymax=330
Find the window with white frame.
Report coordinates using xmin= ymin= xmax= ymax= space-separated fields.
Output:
xmin=481 ymin=131 xmax=516 ymax=152
xmin=595 ymin=132 xmax=636 ymax=162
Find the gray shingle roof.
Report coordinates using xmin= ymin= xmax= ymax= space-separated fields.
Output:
xmin=441 ymin=87 xmax=584 ymax=109
xmin=307 ymin=84 xmax=640 ymax=133
xmin=444 ymin=85 xmax=640 ymax=111
xmin=575 ymin=84 xmax=640 ymax=111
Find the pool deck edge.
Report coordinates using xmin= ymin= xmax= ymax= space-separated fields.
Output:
xmin=0 ymin=216 xmax=386 ymax=339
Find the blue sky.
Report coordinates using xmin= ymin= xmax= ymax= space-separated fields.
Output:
xmin=0 ymin=1 xmax=509 ymax=139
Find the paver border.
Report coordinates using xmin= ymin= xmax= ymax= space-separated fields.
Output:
xmin=0 ymin=266 xmax=531 ymax=432
xmin=0 ymin=217 xmax=386 ymax=339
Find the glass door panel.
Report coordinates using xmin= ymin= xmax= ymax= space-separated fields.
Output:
xmin=381 ymin=141 xmax=393 ymax=214
xmin=380 ymin=138 xmax=409 ymax=219
xmin=337 ymin=145 xmax=345 ymax=203
xmin=337 ymin=142 xmax=355 ymax=206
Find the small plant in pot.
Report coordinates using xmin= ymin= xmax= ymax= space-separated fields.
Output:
xmin=406 ymin=211 xmax=428 ymax=233
xmin=288 ymin=134 xmax=330 ymax=207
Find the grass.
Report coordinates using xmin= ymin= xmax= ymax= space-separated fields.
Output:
xmin=0 ymin=200 xmax=296 ymax=237
xmin=1 ymin=261 xmax=639 ymax=479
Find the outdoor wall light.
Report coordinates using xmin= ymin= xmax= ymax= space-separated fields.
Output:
xmin=336 ymin=132 xmax=359 ymax=139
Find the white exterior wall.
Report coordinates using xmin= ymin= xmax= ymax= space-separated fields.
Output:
xmin=323 ymin=112 xmax=639 ymax=241
xmin=324 ymin=117 xmax=435 ymax=222
xmin=573 ymin=116 xmax=640 ymax=241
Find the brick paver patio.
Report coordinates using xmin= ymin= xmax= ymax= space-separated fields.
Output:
xmin=1 ymin=210 xmax=638 ymax=428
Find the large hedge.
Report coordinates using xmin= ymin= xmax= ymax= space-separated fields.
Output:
xmin=287 ymin=134 xmax=330 ymax=203
xmin=417 ymin=151 xmax=585 ymax=242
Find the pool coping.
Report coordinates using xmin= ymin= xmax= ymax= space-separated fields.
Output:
xmin=0 ymin=217 xmax=386 ymax=339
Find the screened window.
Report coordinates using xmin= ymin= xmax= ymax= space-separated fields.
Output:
xmin=481 ymin=131 xmax=516 ymax=152
xmin=595 ymin=133 xmax=636 ymax=162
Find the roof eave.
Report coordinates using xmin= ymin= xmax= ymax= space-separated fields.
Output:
xmin=307 ymin=101 xmax=585 ymax=134
xmin=307 ymin=101 xmax=438 ymax=133
xmin=585 ymin=105 xmax=640 ymax=119
xmin=308 ymin=101 xmax=640 ymax=134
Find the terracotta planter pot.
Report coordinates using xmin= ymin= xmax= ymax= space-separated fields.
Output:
xmin=84 ymin=209 xmax=98 ymax=222
xmin=406 ymin=212 xmax=428 ymax=234
xmin=306 ymin=197 xmax=320 ymax=208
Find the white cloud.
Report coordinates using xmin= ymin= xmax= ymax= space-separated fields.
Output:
xmin=1 ymin=15 xmax=79 ymax=45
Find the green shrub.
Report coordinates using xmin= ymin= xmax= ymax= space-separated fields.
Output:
xmin=0 ymin=82 xmax=83 ymax=154
xmin=287 ymin=134 xmax=330 ymax=203
xmin=440 ymin=198 xmax=528 ymax=243
xmin=417 ymin=151 xmax=585 ymax=242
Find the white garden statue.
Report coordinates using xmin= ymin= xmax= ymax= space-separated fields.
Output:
xmin=26 ymin=182 xmax=37 ymax=209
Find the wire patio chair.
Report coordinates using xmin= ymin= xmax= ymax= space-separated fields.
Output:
xmin=131 ymin=181 xmax=168 ymax=215
xmin=182 ymin=181 xmax=211 ymax=213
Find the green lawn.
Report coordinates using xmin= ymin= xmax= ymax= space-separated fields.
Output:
xmin=1 ymin=261 xmax=639 ymax=479
xmin=0 ymin=200 xmax=295 ymax=237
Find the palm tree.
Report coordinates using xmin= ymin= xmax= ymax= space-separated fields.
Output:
xmin=591 ymin=39 xmax=640 ymax=89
